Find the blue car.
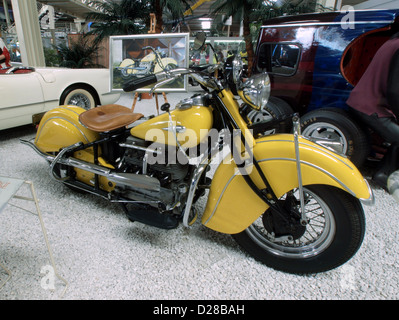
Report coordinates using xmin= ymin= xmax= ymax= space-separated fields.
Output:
xmin=252 ymin=9 xmax=399 ymax=167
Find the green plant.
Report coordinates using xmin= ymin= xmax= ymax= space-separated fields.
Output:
xmin=44 ymin=47 xmax=61 ymax=67
xmin=57 ymin=36 xmax=104 ymax=68
xmin=85 ymin=0 xmax=150 ymax=45
xmin=253 ymin=0 xmax=323 ymax=21
xmin=153 ymin=0 xmax=193 ymax=33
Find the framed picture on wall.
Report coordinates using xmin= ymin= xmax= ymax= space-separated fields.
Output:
xmin=110 ymin=33 xmax=189 ymax=92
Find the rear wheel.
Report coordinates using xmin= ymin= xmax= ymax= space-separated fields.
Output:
xmin=232 ymin=185 xmax=365 ymax=274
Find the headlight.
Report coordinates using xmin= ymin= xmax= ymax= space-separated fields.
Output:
xmin=241 ymin=73 xmax=271 ymax=110
xmin=224 ymin=54 xmax=244 ymax=95
xmin=232 ymin=55 xmax=244 ymax=84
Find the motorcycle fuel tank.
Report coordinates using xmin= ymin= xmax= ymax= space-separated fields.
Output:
xmin=130 ymin=105 xmax=213 ymax=148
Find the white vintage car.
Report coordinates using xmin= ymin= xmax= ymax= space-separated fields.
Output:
xmin=0 ymin=66 xmax=121 ymax=130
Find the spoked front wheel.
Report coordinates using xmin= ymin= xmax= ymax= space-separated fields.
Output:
xmin=232 ymin=185 xmax=366 ymax=274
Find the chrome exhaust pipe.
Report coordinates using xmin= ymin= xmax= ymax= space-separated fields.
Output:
xmin=63 ymin=157 xmax=160 ymax=191
xmin=20 ymin=138 xmax=56 ymax=162
xmin=21 ymin=139 xmax=160 ymax=192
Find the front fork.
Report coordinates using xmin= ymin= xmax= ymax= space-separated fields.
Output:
xmin=292 ymin=115 xmax=307 ymax=225
xmin=216 ymin=90 xmax=308 ymax=229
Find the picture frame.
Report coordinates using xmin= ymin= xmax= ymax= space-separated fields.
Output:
xmin=110 ymin=33 xmax=189 ymax=92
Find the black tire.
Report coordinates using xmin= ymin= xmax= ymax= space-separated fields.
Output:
xmin=232 ymin=185 xmax=366 ymax=274
xmin=300 ymin=108 xmax=369 ymax=167
xmin=60 ymin=85 xmax=99 ymax=110
xmin=247 ymin=97 xmax=294 ymax=134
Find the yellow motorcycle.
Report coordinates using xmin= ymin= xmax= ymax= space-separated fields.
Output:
xmin=21 ymin=34 xmax=374 ymax=274
xmin=117 ymin=46 xmax=177 ymax=78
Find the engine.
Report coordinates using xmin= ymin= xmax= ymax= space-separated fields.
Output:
xmin=116 ymin=136 xmax=192 ymax=212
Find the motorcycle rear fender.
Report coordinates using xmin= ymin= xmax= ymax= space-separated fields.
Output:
xmin=202 ymin=134 xmax=373 ymax=234
xmin=35 ymin=106 xmax=99 ymax=153
xmin=34 ymin=106 xmax=116 ymax=191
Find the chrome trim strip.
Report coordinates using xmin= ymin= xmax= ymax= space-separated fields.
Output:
xmin=360 ymin=179 xmax=375 ymax=206
xmin=36 ymin=116 xmax=90 ymax=144
xmin=257 ymin=157 xmax=355 ymax=196
xmin=261 ymin=20 xmax=394 ymax=28
xmin=203 ymin=170 xmax=240 ymax=227
xmin=57 ymin=106 xmax=82 ymax=116
xmin=255 ymin=138 xmax=354 ymax=170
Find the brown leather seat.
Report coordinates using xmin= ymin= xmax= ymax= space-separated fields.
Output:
xmin=79 ymin=104 xmax=144 ymax=132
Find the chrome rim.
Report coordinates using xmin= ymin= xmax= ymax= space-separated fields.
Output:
xmin=67 ymin=93 xmax=92 ymax=110
xmin=245 ymin=188 xmax=336 ymax=259
xmin=302 ymin=122 xmax=347 ymax=154
xmin=247 ymin=109 xmax=276 ymax=135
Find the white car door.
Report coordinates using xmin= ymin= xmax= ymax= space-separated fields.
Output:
xmin=0 ymin=71 xmax=45 ymax=130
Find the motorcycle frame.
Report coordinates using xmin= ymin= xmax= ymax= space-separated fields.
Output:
xmin=23 ymin=68 xmax=374 ymax=233
xmin=22 ymin=85 xmax=289 ymax=227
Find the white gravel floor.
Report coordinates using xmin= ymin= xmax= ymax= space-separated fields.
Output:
xmin=0 ymin=91 xmax=399 ymax=300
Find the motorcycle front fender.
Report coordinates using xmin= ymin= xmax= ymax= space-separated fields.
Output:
xmin=202 ymin=134 xmax=373 ymax=234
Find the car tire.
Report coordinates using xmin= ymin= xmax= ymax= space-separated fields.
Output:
xmin=300 ymin=108 xmax=370 ymax=167
xmin=247 ymin=97 xmax=294 ymax=134
xmin=60 ymin=85 xmax=99 ymax=110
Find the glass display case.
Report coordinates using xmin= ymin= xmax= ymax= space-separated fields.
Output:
xmin=189 ymin=37 xmax=245 ymax=66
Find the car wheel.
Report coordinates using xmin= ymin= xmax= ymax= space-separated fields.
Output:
xmin=247 ymin=97 xmax=294 ymax=135
xmin=300 ymin=108 xmax=369 ymax=167
xmin=60 ymin=86 xmax=98 ymax=110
